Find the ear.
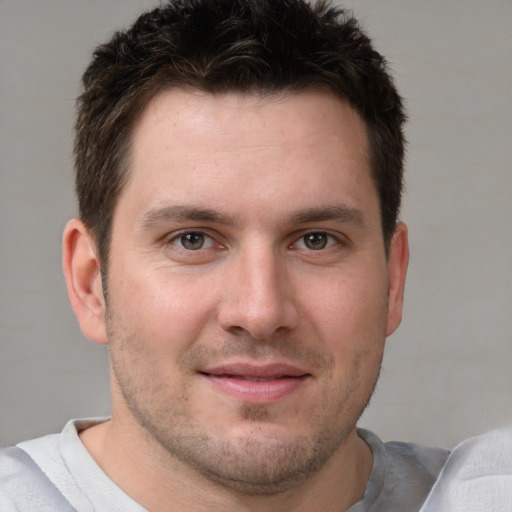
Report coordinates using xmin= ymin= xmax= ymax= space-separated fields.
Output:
xmin=386 ymin=222 xmax=409 ymax=337
xmin=62 ymin=219 xmax=108 ymax=344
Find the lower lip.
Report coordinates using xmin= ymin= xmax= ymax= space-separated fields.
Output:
xmin=204 ymin=375 xmax=308 ymax=403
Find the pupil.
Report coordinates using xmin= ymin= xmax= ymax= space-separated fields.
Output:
xmin=305 ymin=233 xmax=327 ymax=250
xmin=182 ymin=233 xmax=204 ymax=250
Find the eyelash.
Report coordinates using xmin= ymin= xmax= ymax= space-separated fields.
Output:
xmin=167 ymin=230 xmax=219 ymax=251
xmin=291 ymin=231 xmax=340 ymax=251
xmin=166 ymin=230 xmax=343 ymax=252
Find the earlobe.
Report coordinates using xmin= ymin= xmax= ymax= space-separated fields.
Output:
xmin=386 ymin=222 xmax=409 ymax=337
xmin=62 ymin=219 xmax=108 ymax=344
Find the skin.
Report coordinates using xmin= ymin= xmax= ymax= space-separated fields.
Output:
xmin=63 ymin=89 xmax=408 ymax=512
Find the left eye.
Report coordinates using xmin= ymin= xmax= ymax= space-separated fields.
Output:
xmin=171 ymin=232 xmax=215 ymax=250
xmin=295 ymin=232 xmax=337 ymax=250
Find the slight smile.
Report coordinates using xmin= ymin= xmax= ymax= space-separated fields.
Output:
xmin=200 ymin=363 xmax=312 ymax=404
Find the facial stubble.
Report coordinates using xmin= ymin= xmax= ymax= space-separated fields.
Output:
xmin=107 ymin=313 xmax=383 ymax=497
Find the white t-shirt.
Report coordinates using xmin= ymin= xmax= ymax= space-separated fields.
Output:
xmin=420 ymin=427 xmax=512 ymax=512
xmin=0 ymin=418 xmax=448 ymax=511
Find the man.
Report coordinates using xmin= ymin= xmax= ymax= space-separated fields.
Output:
xmin=0 ymin=1 xmax=448 ymax=510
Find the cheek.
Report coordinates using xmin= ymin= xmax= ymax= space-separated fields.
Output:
xmin=301 ymin=269 xmax=390 ymax=345
xmin=110 ymin=267 xmax=220 ymax=350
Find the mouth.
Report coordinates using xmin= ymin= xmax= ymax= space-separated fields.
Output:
xmin=199 ymin=363 xmax=311 ymax=403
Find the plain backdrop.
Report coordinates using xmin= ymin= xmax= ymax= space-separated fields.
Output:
xmin=1 ymin=0 xmax=511 ymax=449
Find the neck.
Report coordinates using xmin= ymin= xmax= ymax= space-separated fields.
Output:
xmin=79 ymin=415 xmax=373 ymax=512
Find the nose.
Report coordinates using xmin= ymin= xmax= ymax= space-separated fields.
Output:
xmin=217 ymin=244 xmax=300 ymax=340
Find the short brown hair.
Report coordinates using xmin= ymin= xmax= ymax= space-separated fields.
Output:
xmin=74 ymin=0 xmax=406 ymax=268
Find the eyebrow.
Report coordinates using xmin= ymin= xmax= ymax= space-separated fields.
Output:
xmin=138 ymin=205 xmax=236 ymax=231
xmin=289 ymin=205 xmax=367 ymax=227
xmin=137 ymin=203 xmax=366 ymax=231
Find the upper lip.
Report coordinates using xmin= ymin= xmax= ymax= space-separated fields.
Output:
xmin=200 ymin=363 xmax=310 ymax=379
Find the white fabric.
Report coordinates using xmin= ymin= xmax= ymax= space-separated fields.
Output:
xmin=12 ymin=418 xmax=145 ymax=512
xmin=420 ymin=427 xmax=512 ymax=512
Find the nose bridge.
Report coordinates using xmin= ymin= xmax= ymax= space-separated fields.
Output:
xmin=218 ymin=239 xmax=298 ymax=338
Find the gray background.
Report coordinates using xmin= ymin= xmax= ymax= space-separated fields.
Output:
xmin=1 ymin=0 xmax=511 ymax=449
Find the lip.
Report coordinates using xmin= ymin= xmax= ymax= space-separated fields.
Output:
xmin=200 ymin=363 xmax=311 ymax=404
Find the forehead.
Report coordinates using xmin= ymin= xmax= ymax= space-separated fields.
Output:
xmin=134 ymin=88 xmax=369 ymax=157
xmin=119 ymin=88 xmax=377 ymax=226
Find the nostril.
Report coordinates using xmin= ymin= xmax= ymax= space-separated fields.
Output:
xmin=222 ymin=325 xmax=249 ymax=337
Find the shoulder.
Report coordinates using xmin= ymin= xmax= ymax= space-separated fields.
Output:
xmin=354 ymin=429 xmax=449 ymax=512
xmin=383 ymin=437 xmax=450 ymax=478
xmin=359 ymin=428 xmax=449 ymax=479
xmin=0 ymin=419 xmax=107 ymax=512
xmin=0 ymin=433 xmax=60 ymax=481
xmin=420 ymin=427 xmax=512 ymax=511
xmin=0 ymin=437 xmax=75 ymax=511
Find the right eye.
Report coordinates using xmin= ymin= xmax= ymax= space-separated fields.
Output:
xmin=170 ymin=231 xmax=215 ymax=251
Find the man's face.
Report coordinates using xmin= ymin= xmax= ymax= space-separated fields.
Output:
xmin=102 ymin=90 xmax=406 ymax=494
